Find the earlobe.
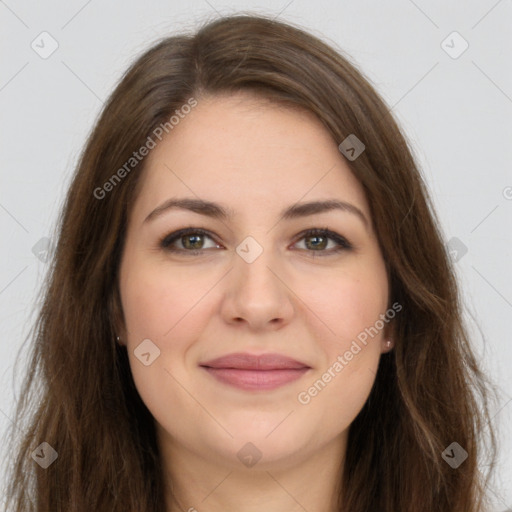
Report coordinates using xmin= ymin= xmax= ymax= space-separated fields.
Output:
xmin=109 ymin=283 xmax=127 ymax=346
xmin=382 ymin=339 xmax=394 ymax=353
xmin=382 ymin=319 xmax=396 ymax=353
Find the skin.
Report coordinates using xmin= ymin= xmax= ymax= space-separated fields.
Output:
xmin=118 ymin=92 xmax=394 ymax=512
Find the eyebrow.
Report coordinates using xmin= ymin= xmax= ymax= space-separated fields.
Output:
xmin=143 ymin=197 xmax=369 ymax=228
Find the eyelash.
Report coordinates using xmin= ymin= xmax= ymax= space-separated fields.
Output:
xmin=159 ymin=226 xmax=352 ymax=257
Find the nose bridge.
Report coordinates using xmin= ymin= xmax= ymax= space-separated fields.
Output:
xmin=222 ymin=233 xmax=294 ymax=327
xmin=234 ymin=233 xmax=282 ymax=297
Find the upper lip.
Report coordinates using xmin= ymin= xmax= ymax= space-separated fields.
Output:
xmin=199 ymin=352 xmax=311 ymax=370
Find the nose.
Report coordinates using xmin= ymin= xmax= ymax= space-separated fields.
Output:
xmin=219 ymin=244 xmax=295 ymax=332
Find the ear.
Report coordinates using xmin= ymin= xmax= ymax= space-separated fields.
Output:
xmin=381 ymin=339 xmax=394 ymax=353
xmin=380 ymin=318 xmax=396 ymax=354
xmin=109 ymin=282 xmax=126 ymax=346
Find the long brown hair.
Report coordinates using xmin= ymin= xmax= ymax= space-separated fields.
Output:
xmin=4 ymin=13 xmax=497 ymax=511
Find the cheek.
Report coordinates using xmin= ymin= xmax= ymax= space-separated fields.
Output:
xmin=119 ymin=260 xmax=209 ymax=427
xmin=309 ymin=266 xmax=388 ymax=346
xmin=120 ymin=257 xmax=210 ymax=343
xmin=300 ymin=359 xmax=379 ymax=437
xmin=294 ymin=263 xmax=388 ymax=422
xmin=119 ymin=256 xmax=218 ymax=406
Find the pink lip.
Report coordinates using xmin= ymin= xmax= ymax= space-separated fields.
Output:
xmin=199 ymin=352 xmax=311 ymax=391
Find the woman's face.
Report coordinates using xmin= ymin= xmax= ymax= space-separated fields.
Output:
xmin=119 ymin=92 xmax=392 ymax=471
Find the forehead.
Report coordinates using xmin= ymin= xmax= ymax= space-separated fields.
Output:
xmin=131 ymin=92 xmax=371 ymax=225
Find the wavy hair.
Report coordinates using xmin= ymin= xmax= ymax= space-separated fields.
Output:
xmin=4 ymin=13 xmax=496 ymax=511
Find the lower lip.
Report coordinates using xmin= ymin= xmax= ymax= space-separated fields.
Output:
xmin=201 ymin=367 xmax=310 ymax=391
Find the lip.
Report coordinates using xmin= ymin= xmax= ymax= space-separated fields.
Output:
xmin=199 ymin=352 xmax=311 ymax=391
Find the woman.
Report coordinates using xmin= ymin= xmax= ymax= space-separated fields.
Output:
xmin=5 ymin=13 xmax=497 ymax=512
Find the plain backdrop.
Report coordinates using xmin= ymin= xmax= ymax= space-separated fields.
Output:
xmin=1 ymin=0 xmax=511 ymax=509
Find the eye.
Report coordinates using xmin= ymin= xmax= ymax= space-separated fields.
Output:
xmin=159 ymin=227 xmax=352 ymax=257
xmin=160 ymin=227 xmax=221 ymax=255
xmin=292 ymin=227 xmax=352 ymax=256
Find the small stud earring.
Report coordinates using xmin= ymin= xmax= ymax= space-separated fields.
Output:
xmin=385 ymin=340 xmax=392 ymax=349
xmin=116 ymin=336 xmax=120 ymax=342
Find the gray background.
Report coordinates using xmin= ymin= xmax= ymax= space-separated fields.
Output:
xmin=1 ymin=0 xmax=511 ymax=509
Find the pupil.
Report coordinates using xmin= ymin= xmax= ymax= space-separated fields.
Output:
xmin=308 ymin=235 xmax=326 ymax=250
xmin=185 ymin=235 xmax=202 ymax=249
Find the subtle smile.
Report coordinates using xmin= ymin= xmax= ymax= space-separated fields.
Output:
xmin=199 ymin=352 xmax=311 ymax=391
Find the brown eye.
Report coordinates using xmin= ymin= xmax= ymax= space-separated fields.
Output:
xmin=160 ymin=228 xmax=220 ymax=254
xmin=181 ymin=233 xmax=205 ymax=250
xmin=304 ymin=233 xmax=329 ymax=250
xmin=159 ymin=227 xmax=352 ymax=257
xmin=293 ymin=228 xmax=352 ymax=256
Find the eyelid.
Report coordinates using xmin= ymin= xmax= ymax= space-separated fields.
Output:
xmin=292 ymin=227 xmax=352 ymax=252
xmin=160 ymin=227 xmax=221 ymax=252
xmin=159 ymin=226 xmax=352 ymax=256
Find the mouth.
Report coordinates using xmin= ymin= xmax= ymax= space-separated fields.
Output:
xmin=199 ymin=352 xmax=311 ymax=391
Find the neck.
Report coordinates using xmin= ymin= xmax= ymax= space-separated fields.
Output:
xmin=160 ymin=432 xmax=346 ymax=512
